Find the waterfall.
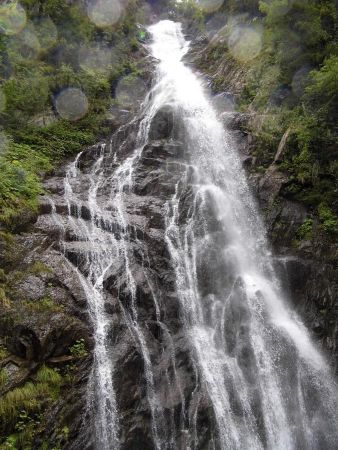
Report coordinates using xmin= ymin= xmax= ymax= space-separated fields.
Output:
xmin=52 ymin=19 xmax=337 ymax=450
xmin=152 ymin=20 xmax=337 ymax=449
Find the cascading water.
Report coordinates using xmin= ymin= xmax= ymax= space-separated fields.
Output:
xmin=152 ymin=20 xmax=338 ymax=449
xmin=51 ymin=19 xmax=337 ymax=450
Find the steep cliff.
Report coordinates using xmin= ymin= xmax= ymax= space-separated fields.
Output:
xmin=0 ymin=1 xmax=337 ymax=449
xmin=0 ymin=0 xmax=154 ymax=447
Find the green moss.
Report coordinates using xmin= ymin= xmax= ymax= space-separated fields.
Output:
xmin=0 ymin=287 xmax=10 ymax=308
xmin=22 ymin=297 xmax=61 ymax=313
xmin=0 ymin=269 xmax=7 ymax=284
xmin=297 ymin=218 xmax=313 ymax=240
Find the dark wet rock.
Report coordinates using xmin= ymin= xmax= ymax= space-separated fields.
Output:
xmin=149 ymin=106 xmax=175 ymax=140
xmin=221 ymin=112 xmax=250 ymax=130
xmin=257 ymin=164 xmax=289 ymax=208
xmin=4 ymin=311 xmax=92 ymax=362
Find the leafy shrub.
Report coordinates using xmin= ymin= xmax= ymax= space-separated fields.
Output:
xmin=297 ymin=218 xmax=313 ymax=240
xmin=0 ymin=142 xmax=50 ymax=223
xmin=3 ymin=75 xmax=49 ymax=121
xmin=69 ymin=339 xmax=87 ymax=358
xmin=318 ymin=203 xmax=338 ymax=235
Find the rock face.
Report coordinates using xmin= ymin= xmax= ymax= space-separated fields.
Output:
xmin=217 ymin=110 xmax=338 ymax=372
xmin=0 ymin=227 xmax=93 ymax=447
xmin=5 ymin=109 xmax=199 ymax=447
xmin=24 ymin=93 xmax=272 ymax=447
xmin=0 ymin=23 xmax=336 ymax=450
xmin=21 ymin=95 xmax=336 ymax=447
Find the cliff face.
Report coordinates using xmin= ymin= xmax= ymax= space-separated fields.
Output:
xmin=0 ymin=8 xmax=337 ymax=449
xmin=0 ymin=103 xmax=224 ymax=448
xmin=0 ymin=29 xmax=154 ymax=450
xmin=2 ymin=60 xmax=335 ymax=450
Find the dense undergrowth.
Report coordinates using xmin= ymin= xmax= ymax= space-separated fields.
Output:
xmin=0 ymin=366 xmax=61 ymax=448
xmin=0 ymin=0 xmax=146 ymax=226
xmin=188 ymin=0 xmax=337 ymax=240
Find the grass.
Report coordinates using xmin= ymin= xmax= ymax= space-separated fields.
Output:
xmin=22 ymin=297 xmax=62 ymax=313
xmin=27 ymin=261 xmax=52 ymax=275
xmin=0 ymin=366 xmax=61 ymax=429
xmin=0 ymin=368 xmax=8 ymax=389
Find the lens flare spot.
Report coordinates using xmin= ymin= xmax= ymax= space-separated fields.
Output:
xmin=228 ymin=26 xmax=262 ymax=63
xmin=78 ymin=45 xmax=112 ymax=73
xmin=87 ymin=0 xmax=122 ymax=28
xmin=205 ymin=13 xmax=228 ymax=38
xmin=34 ymin=17 xmax=58 ymax=51
xmin=269 ymin=85 xmax=291 ymax=107
xmin=55 ymin=88 xmax=89 ymax=121
xmin=195 ymin=0 xmax=224 ymax=13
xmin=136 ymin=2 xmax=152 ymax=25
xmin=7 ymin=25 xmax=41 ymax=60
xmin=115 ymin=75 xmax=147 ymax=109
xmin=0 ymin=1 xmax=26 ymax=36
xmin=0 ymin=89 xmax=6 ymax=113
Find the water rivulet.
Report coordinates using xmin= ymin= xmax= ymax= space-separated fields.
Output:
xmin=49 ymin=20 xmax=338 ymax=450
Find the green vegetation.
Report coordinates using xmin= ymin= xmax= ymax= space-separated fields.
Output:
xmin=27 ymin=261 xmax=51 ymax=275
xmin=0 ymin=344 xmax=9 ymax=360
xmin=174 ymin=0 xmax=204 ymax=27
xmin=0 ymin=368 xmax=8 ymax=388
xmin=0 ymin=365 xmax=62 ymax=448
xmin=0 ymin=0 xmax=145 ymax=226
xmin=69 ymin=338 xmax=87 ymax=358
xmin=22 ymin=296 xmax=61 ymax=313
xmin=297 ymin=218 xmax=313 ymax=240
xmin=318 ymin=203 xmax=338 ymax=236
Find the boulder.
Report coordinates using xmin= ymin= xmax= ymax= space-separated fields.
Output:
xmin=148 ymin=106 xmax=175 ymax=140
